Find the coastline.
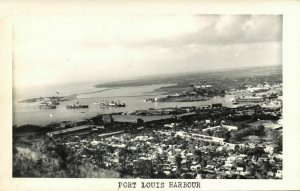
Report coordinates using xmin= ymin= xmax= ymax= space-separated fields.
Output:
xmin=18 ymin=88 xmax=115 ymax=103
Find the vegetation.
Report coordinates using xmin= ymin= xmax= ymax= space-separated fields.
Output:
xmin=230 ymin=125 xmax=265 ymax=143
xmin=13 ymin=142 xmax=120 ymax=178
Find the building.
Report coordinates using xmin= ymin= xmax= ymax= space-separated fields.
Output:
xmin=203 ymin=125 xmax=238 ymax=132
xmin=211 ymin=103 xmax=222 ymax=108
xmin=195 ymin=85 xmax=212 ymax=89
xmin=154 ymin=96 xmax=168 ymax=102
xmin=275 ymin=170 xmax=283 ymax=178
xmin=49 ymin=125 xmax=93 ymax=137
xmin=175 ymin=112 xmax=197 ymax=120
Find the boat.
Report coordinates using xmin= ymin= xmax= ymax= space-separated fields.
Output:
xmin=66 ymin=102 xmax=89 ymax=109
xmin=51 ymin=99 xmax=60 ymax=105
xmin=109 ymin=100 xmax=126 ymax=107
xmin=232 ymin=100 xmax=239 ymax=105
xmin=100 ymin=100 xmax=126 ymax=107
xmin=232 ymin=95 xmax=264 ymax=104
xmin=39 ymin=102 xmax=56 ymax=109
xmin=236 ymin=97 xmax=264 ymax=103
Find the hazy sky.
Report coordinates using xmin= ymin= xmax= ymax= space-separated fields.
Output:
xmin=14 ymin=15 xmax=282 ymax=88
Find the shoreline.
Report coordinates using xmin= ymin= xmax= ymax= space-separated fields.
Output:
xmin=18 ymin=88 xmax=115 ymax=104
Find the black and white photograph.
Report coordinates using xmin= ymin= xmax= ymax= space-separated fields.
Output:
xmin=1 ymin=1 xmax=300 ymax=191
xmin=12 ymin=14 xmax=283 ymax=179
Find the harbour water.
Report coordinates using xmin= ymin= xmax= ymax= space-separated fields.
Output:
xmin=13 ymin=83 xmax=234 ymax=126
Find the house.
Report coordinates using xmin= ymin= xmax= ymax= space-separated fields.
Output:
xmin=216 ymin=146 xmax=224 ymax=152
xmin=164 ymin=124 xmax=174 ymax=128
xmin=236 ymin=167 xmax=244 ymax=173
xmin=275 ymin=170 xmax=282 ymax=178
xmin=205 ymin=119 xmax=211 ymax=124
xmin=264 ymin=145 xmax=276 ymax=154
xmin=181 ymin=159 xmax=187 ymax=164
xmin=223 ymin=161 xmax=233 ymax=169
xmin=90 ymin=140 xmax=100 ymax=146
xmin=273 ymin=153 xmax=283 ymax=160
xmin=206 ymin=164 xmax=216 ymax=170
xmin=129 ymin=146 xmax=137 ymax=151
xmin=238 ymin=154 xmax=247 ymax=159
xmin=186 ymin=153 xmax=194 ymax=158
xmin=174 ymin=148 xmax=182 ymax=154
xmin=203 ymin=125 xmax=238 ymax=133
xmin=267 ymin=171 xmax=274 ymax=177
xmin=227 ymin=155 xmax=238 ymax=161
xmin=190 ymin=164 xmax=201 ymax=171
xmin=154 ymin=96 xmax=168 ymax=102
xmin=222 ymin=125 xmax=238 ymax=131
xmin=171 ymin=167 xmax=177 ymax=172
xmin=225 ymin=160 xmax=232 ymax=165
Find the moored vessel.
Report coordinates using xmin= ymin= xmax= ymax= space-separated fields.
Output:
xmin=66 ymin=102 xmax=89 ymax=109
xmin=100 ymin=100 xmax=126 ymax=107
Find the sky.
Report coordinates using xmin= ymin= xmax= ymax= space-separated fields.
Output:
xmin=13 ymin=15 xmax=282 ymax=88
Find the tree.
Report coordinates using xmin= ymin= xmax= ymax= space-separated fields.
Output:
xmin=200 ymin=159 xmax=207 ymax=168
xmin=260 ymin=160 xmax=272 ymax=175
xmin=106 ymin=145 xmax=116 ymax=154
xmin=137 ymin=160 xmax=154 ymax=178
xmin=234 ymin=144 xmax=240 ymax=153
xmin=268 ymin=130 xmax=282 ymax=152
xmin=194 ymin=150 xmax=202 ymax=163
xmin=95 ymin=148 xmax=105 ymax=167
xmin=137 ymin=118 xmax=144 ymax=125
xmin=175 ymin=154 xmax=182 ymax=172
xmin=54 ymin=144 xmax=69 ymax=170
xmin=247 ymin=135 xmax=261 ymax=144
xmin=253 ymin=146 xmax=265 ymax=156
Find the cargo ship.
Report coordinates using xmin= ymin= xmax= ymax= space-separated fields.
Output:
xmin=100 ymin=100 xmax=126 ymax=107
xmin=232 ymin=96 xmax=264 ymax=104
xmin=39 ymin=99 xmax=57 ymax=109
xmin=39 ymin=103 xmax=56 ymax=109
xmin=66 ymin=102 xmax=89 ymax=109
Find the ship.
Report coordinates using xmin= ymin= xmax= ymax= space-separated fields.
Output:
xmin=50 ymin=98 xmax=60 ymax=105
xmin=39 ymin=97 xmax=60 ymax=108
xmin=232 ymin=96 xmax=264 ymax=104
xmin=39 ymin=101 xmax=56 ymax=109
xmin=100 ymin=100 xmax=126 ymax=107
xmin=39 ymin=102 xmax=56 ymax=109
xmin=66 ymin=102 xmax=89 ymax=109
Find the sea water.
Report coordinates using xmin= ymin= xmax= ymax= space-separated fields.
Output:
xmin=13 ymin=82 xmax=233 ymax=126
